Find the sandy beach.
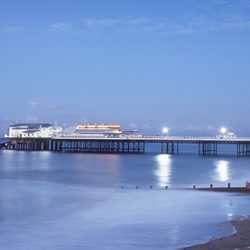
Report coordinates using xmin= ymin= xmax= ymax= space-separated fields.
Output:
xmin=183 ymin=217 xmax=250 ymax=250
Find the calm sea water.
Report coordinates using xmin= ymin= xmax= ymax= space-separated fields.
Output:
xmin=1 ymin=146 xmax=250 ymax=249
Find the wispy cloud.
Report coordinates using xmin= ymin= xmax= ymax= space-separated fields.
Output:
xmin=77 ymin=1 xmax=250 ymax=35
xmin=47 ymin=22 xmax=73 ymax=33
xmin=3 ymin=1 xmax=250 ymax=36
xmin=47 ymin=104 xmax=58 ymax=109
xmin=128 ymin=122 xmax=138 ymax=129
xmin=81 ymin=17 xmax=170 ymax=34
xmin=27 ymin=101 xmax=39 ymax=107
xmin=24 ymin=116 xmax=40 ymax=122
xmin=141 ymin=124 xmax=152 ymax=130
xmin=174 ymin=124 xmax=217 ymax=132
xmin=0 ymin=26 xmax=22 ymax=34
xmin=220 ymin=15 xmax=250 ymax=29
xmin=47 ymin=13 xmax=250 ymax=36
xmin=83 ymin=17 xmax=151 ymax=29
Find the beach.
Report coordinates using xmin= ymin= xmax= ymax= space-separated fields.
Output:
xmin=183 ymin=217 xmax=250 ymax=250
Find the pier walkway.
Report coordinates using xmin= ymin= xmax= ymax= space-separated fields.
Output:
xmin=5 ymin=135 xmax=250 ymax=156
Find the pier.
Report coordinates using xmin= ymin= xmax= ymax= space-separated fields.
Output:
xmin=0 ymin=139 xmax=9 ymax=149
xmin=4 ymin=135 xmax=250 ymax=156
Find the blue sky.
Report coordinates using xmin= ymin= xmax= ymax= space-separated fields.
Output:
xmin=1 ymin=0 xmax=250 ymax=135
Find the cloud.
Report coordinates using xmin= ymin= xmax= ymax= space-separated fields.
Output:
xmin=47 ymin=104 xmax=58 ymax=109
xmin=128 ymin=122 xmax=138 ymax=129
xmin=27 ymin=101 xmax=39 ymax=107
xmin=78 ymin=1 xmax=250 ymax=35
xmin=73 ymin=13 xmax=250 ymax=36
xmin=0 ymin=27 xmax=22 ymax=34
xmin=78 ymin=117 xmax=88 ymax=123
xmin=175 ymin=123 xmax=217 ymax=132
xmin=182 ymin=124 xmax=201 ymax=131
xmin=81 ymin=17 xmax=155 ymax=34
xmin=221 ymin=16 xmax=250 ymax=29
xmin=2 ymin=1 xmax=250 ymax=37
xmin=24 ymin=116 xmax=40 ymax=122
xmin=83 ymin=18 xmax=122 ymax=28
xmin=207 ymin=124 xmax=215 ymax=130
xmin=48 ymin=22 xmax=73 ymax=33
xmin=83 ymin=17 xmax=151 ymax=29
xmin=141 ymin=124 xmax=152 ymax=130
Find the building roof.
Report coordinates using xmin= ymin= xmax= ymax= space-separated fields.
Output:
xmin=10 ymin=123 xmax=53 ymax=129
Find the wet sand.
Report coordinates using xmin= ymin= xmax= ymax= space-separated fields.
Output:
xmin=183 ymin=217 xmax=250 ymax=250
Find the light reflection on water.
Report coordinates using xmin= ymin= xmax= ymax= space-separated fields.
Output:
xmin=1 ymin=150 xmax=250 ymax=188
xmin=214 ymin=160 xmax=230 ymax=182
xmin=154 ymin=154 xmax=172 ymax=187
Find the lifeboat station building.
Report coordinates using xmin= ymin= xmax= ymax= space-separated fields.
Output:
xmin=5 ymin=123 xmax=62 ymax=138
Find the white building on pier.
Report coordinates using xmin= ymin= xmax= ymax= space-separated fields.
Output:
xmin=54 ymin=124 xmax=142 ymax=139
xmin=5 ymin=123 xmax=62 ymax=138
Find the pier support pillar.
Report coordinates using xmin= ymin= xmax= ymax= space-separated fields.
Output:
xmin=161 ymin=142 xmax=179 ymax=155
xmin=199 ymin=142 xmax=217 ymax=156
xmin=237 ymin=143 xmax=250 ymax=156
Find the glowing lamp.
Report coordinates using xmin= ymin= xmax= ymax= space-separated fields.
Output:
xmin=220 ymin=127 xmax=227 ymax=134
xmin=162 ymin=127 xmax=169 ymax=134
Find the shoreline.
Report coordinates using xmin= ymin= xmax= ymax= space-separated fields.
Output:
xmin=182 ymin=216 xmax=250 ymax=250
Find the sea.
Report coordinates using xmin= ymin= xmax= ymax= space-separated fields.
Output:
xmin=1 ymin=143 xmax=250 ymax=249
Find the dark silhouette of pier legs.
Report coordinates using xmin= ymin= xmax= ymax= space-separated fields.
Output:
xmin=7 ymin=139 xmax=51 ymax=151
xmin=161 ymin=142 xmax=179 ymax=155
xmin=5 ymin=138 xmax=250 ymax=157
xmin=50 ymin=139 xmax=145 ymax=153
xmin=198 ymin=142 xmax=217 ymax=156
xmin=237 ymin=143 xmax=250 ymax=156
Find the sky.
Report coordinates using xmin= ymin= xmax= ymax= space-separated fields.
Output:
xmin=0 ymin=0 xmax=250 ymax=136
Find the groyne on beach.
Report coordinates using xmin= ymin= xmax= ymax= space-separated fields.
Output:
xmin=119 ymin=183 xmax=250 ymax=193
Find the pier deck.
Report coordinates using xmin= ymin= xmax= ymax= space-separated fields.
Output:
xmin=4 ymin=135 xmax=250 ymax=156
